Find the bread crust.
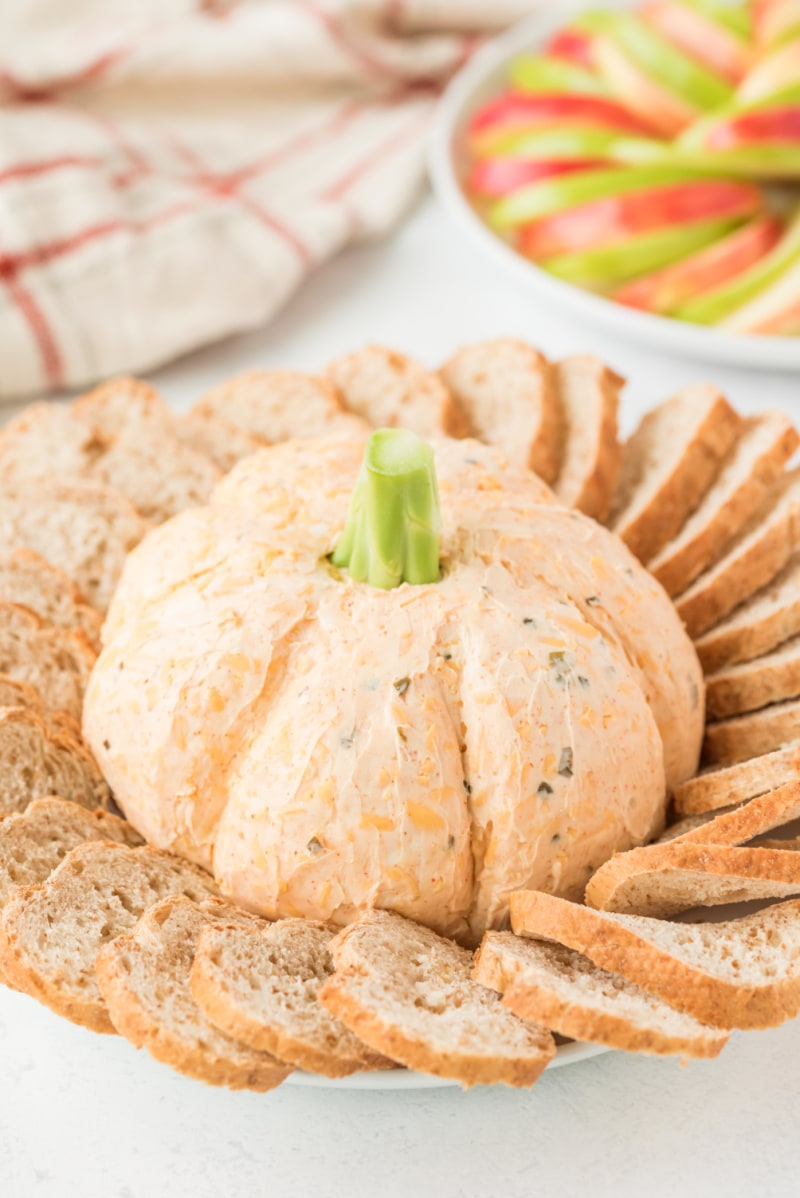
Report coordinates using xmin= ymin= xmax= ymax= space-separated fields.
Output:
xmin=510 ymin=890 xmax=800 ymax=1029
xmin=584 ymin=841 xmax=800 ymax=917
xmin=650 ymin=413 xmax=799 ymax=597
xmin=673 ymin=744 xmax=800 ymax=815
xmin=551 ymin=355 xmax=623 ymax=521
xmin=318 ymin=972 xmax=554 ymax=1088
xmin=695 ymin=581 xmax=800 ymax=673
xmin=706 ymin=635 xmax=800 ymax=719
xmin=611 ymin=386 xmax=741 ymax=563
xmin=330 ymin=346 xmax=465 ymax=440
xmin=703 ymin=698 xmax=800 ymax=766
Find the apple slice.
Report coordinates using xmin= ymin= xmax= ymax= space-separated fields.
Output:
xmin=615 ymin=215 xmax=783 ymax=311
xmin=577 ymin=10 xmax=734 ymax=132
xmin=540 ymin=218 xmax=743 ymax=289
xmin=724 ymin=254 xmax=800 ymax=332
xmin=545 ymin=28 xmax=596 ymax=68
xmin=477 ymin=127 xmax=644 ymax=161
xmin=738 ymin=38 xmax=800 ymax=103
xmin=508 ymin=54 xmax=607 ymax=96
xmin=754 ymin=0 xmax=800 ymax=47
xmin=491 ymin=163 xmax=750 ymax=229
xmin=679 ymin=87 xmax=800 ymax=176
xmin=468 ymin=92 xmax=654 ymax=154
xmin=641 ymin=0 xmax=752 ymax=83
xmin=519 ymin=178 xmax=763 ymax=258
xmin=468 ymin=158 xmax=603 ymax=198
xmin=677 ymin=211 xmax=800 ymax=323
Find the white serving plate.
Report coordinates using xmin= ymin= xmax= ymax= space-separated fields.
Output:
xmin=286 ymin=1039 xmax=609 ymax=1089
xmin=428 ymin=0 xmax=800 ymax=371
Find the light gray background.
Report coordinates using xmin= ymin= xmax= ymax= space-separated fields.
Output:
xmin=2 ymin=198 xmax=799 ymax=1198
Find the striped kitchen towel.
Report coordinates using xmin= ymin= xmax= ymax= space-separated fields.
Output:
xmin=0 ymin=0 xmax=537 ymax=400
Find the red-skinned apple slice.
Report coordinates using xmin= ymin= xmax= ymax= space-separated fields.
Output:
xmin=641 ymin=1 xmax=752 ymax=82
xmin=468 ymin=92 xmax=655 ymax=154
xmin=545 ymin=28 xmax=596 ymax=68
xmin=754 ymin=0 xmax=800 ymax=47
xmin=707 ymin=104 xmax=800 ymax=148
xmin=615 ymin=214 xmax=783 ymax=312
xmin=592 ymin=36 xmax=698 ymax=135
xmin=467 ymin=158 xmax=604 ymax=198
xmin=519 ymin=178 xmax=763 ymax=258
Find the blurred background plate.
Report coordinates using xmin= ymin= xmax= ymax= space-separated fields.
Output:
xmin=428 ymin=0 xmax=800 ymax=372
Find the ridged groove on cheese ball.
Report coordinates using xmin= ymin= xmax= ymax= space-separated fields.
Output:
xmin=84 ymin=436 xmax=703 ymax=941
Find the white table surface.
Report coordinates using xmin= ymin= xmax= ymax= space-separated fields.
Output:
xmin=2 ymin=195 xmax=800 ymax=1198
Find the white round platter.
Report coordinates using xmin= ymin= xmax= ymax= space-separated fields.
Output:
xmin=428 ymin=0 xmax=800 ymax=371
xmin=286 ymin=1039 xmax=609 ymax=1089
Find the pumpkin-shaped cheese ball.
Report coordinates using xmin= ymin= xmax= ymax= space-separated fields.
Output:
xmin=84 ymin=433 xmax=703 ymax=942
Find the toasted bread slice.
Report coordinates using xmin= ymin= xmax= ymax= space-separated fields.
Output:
xmin=694 ymin=553 xmax=800 ymax=673
xmin=648 ymin=413 xmax=799 ymax=597
xmin=96 ymin=896 xmax=290 ymax=1091
xmin=584 ymin=841 xmax=800 ymax=917
xmin=194 ymin=370 xmax=369 ymax=442
xmin=0 ymin=798 xmax=141 ymax=986
xmin=0 ymin=675 xmax=43 ymax=712
xmin=706 ymin=634 xmax=800 ymax=720
xmin=0 ymin=549 xmax=102 ymax=650
xmin=0 ymin=798 xmax=142 ymax=910
xmin=703 ymin=698 xmax=800 ymax=766
xmin=71 ymin=376 xmax=174 ymax=438
xmin=664 ymin=779 xmax=800 ymax=847
xmin=0 ymin=399 xmax=220 ymax=523
xmin=608 ymin=385 xmax=741 ymax=562
xmin=318 ymin=910 xmax=555 ymax=1088
xmin=550 ymin=355 xmax=623 ymax=519
xmin=0 ymin=706 xmax=109 ymax=818
xmin=174 ymin=412 xmax=265 ymax=474
xmin=439 ymin=339 xmax=561 ymax=482
xmin=191 ymin=918 xmax=393 ymax=1078
xmin=509 ymin=890 xmax=800 ymax=1029
xmin=677 ymin=469 xmax=800 ymax=639
xmin=0 ymin=603 xmax=95 ymax=721
xmin=473 ymin=932 xmax=728 ymax=1058
xmin=673 ymin=743 xmax=800 ymax=815
xmin=328 ymin=347 xmax=465 ymax=439
xmin=0 ymin=841 xmax=219 ymax=1033
xmin=0 ymin=478 xmax=149 ymax=612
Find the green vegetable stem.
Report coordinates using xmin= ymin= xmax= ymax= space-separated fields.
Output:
xmin=331 ymin=429 xmax=442 ymax=590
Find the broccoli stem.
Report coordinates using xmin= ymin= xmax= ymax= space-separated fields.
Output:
xmin=331 ymin=429 xmax=441 ymax=589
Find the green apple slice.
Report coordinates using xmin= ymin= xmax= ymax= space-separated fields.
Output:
xmin=486 ymin=127 xmax=634 ymax=160
xmin=677 ymin=211 xmax=800 ymax=323
xmin=491 ymin=163 xmax=711 ymax=228
xmin=541 ymin=217 xmax=742 ymax=288
xmin=617 ymin=134 xmax=800 ymax=177
xmin=680 ymin=0 xmax=751 ymax=40
xmin=578 ymin=10 xmax=733 ymax=109
xmin=508 ymin=55 xmax=608 ymax=96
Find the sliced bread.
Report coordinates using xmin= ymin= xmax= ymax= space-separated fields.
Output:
xmin=0 ymin=392 xmax=220 ymax=524
xmin=706 ymin=634 xmax=800 ymax=720
xmin=583 ymin=841 xmax=800 ymax=917
xmin=194 ymin=370 xmax=369 ymax=442
xmin=703 ymin=698 xmax=800 ymax=766
xmin=0 ymin=549 xmax=102 ymax=650
xmin=0 ymin=603 xmax=95 ymax=721
xmin=0 ymin=841 xmax=219 ymax=1033
xmin=0 ymin=798 xmax=142 ymax=910
xmin=96 ymin=897 xmax=290 ymax=1091
xmin=318 ymin=910 xmax=555 ymax=1088
xmin=509 ymin=889 xmax=800 ymax=1029
xmin=673 ymin=743 xmax=800 ymax=814
xmin=173 ymin=412 xmax=266 ymax=474
xmin=549 ymin=355 xmax=623 ymax=520
xmin=438 ymin=339 xmax=562 ymax=483
xmin=0 ymin=675 xmax=43 ymax=712
xmin=70 ymin=376 xmax=174 ymax=438
xmin=648 ymin=412 xmax=799 ymax=597
xmin=608 ymin=385 xmax=741 ymax=562
xmin=693 ymin=553 xmax=800 ymax=673
xmin=191 ymin=918 xmax=393 ymax=1078
xmin=327 ymin=346 xmax=466 ymax=440
xmin=676 ymin=468 xmax=800 ymax=639
xmin=0 ymin=478 xmax=149 ymax=612
xmin=0 ymin=706 xmax=110 ymax=817
xmin=473 ymin=932 xmax=728 ymax=1058
xmin=662 ymin=779 xmax=800 ymax=847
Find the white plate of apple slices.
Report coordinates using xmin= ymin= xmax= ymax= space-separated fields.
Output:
xmin=428 ymin=0 xmax=800 ymax=370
